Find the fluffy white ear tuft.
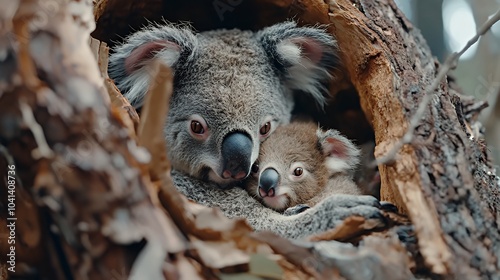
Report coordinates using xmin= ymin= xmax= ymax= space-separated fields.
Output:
xmin=277 ymin=37 xmax=325 ymax=66
xmin=276 ymin=40 xmax=302 ymax=64
xmin=277 ymin=37 xmax=334 ymax=106
xmin=258 ymin=22 xmax=339 ymax=108
xmin=317 ymin=129 xmax=360 ymax=175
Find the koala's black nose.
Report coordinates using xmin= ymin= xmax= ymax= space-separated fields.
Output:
xmin=221 ymin=132 xmax=253 ymax=180
xmin=259 ymin=168 xmax=279 ymax=197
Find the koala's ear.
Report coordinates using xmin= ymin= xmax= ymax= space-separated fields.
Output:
xmin=258 ymin=22 xmax=339 ymax=106
xmin=109 ymin=24 xmax=197 ymax=106
xmin=123 ymin=41 xmax=181 ymax=75
xmin=317 ymin=128 xmax=360 ymax=174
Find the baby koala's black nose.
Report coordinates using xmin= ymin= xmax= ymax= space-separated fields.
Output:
xmin=259 ymin=168 xmax=279 ymax=197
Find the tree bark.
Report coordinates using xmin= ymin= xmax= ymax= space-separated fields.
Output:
xmin=1 ymin=0 xmax=499 ymax=279
xmin=329 ymin=1 xmax=500 ymax=278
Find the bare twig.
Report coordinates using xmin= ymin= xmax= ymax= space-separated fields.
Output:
xmin=375 ymin=8 xmax=500 ymax=166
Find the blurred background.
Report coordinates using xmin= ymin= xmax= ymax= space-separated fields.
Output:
xmin=395 ymin=0 xmax=500 ymax=172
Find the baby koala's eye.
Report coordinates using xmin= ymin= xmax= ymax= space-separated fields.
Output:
xmin=190 ymin=121 xmax=204 ymax=134
xmin=293 ymin=167 xmax=303 ymax=176
xmin=251 ymin=163 xmax=259 ymax=173
xmin=259 ymin=122 xmax=271 ymax=136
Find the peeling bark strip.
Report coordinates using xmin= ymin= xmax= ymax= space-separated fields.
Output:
xmin=89 ymin=37 xmax=140 ymax=137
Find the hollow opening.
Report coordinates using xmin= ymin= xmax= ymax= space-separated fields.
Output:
xmin=92 ymin=1 xmax=378 ymax=196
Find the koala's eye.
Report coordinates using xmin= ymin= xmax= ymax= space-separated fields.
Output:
xmin=259 ymin=122 xmax=271 ymax=136
xmin=293 ymin=167 xmax=303 ymax=177
xmin=251 ymin=163 xmax=259 ymax=173
xmin=190 ymin=121 xmax=205 ymax=134
xmin=188 ymin=115 xmax=209 ymax=140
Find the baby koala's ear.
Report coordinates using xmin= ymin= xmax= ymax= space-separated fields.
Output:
xmin=317 ymin=129 xmax=360 ymax=174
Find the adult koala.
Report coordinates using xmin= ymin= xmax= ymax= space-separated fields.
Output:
xmin=109 ymin=22 xmax=385 ymax=239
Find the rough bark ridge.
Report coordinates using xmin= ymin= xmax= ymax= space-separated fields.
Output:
xmin=0 ymin=0 xmax=499 ymax=279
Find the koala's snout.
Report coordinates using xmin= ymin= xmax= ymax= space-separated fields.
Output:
xmin=259 ymin=168 xmax=280 ymax=197
xmin=221 ymin=132 xmax=253 ymax=180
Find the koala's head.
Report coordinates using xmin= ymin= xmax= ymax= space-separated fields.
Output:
xmin=109 ymin=22 xmax=338 ymax=187
xmin=245 ymin=122 xmax=360 ymax=211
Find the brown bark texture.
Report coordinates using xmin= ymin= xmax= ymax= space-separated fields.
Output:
xmin=0 ymin=0 xmax=498 ymax=279
xmin=328 ymin=1 xmax=500 ymax=278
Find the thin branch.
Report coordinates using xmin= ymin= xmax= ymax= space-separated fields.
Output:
xmin=374 ymin=8 xmax=500 ymax=167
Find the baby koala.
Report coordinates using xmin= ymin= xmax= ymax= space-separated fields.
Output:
xmin=244 ymin=121 xmax=364 ymax=215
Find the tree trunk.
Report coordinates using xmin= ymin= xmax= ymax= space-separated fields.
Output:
xmin=1 ymin=0 xmax=499 ymax=279
xmin=330 ymin=1 xmax=500 ymax=278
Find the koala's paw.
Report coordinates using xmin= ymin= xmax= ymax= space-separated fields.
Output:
xmin=284 ymin=204 xmax=310 ymax=216
xmin=316 ymin=195 xmax=386 ymax=228
xmin=276 ymin=195 xmax=388 ymax=239
xmin=338 ymin=205 xmax=386 ymax=222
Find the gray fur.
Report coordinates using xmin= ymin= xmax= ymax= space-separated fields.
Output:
xmin=109 ymin=22 xmax=338 ymax=186
xmin=173 ymin=170 xmax=385 ymax=239
xmin=110 ymin=22 xmax=385 ymax=238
